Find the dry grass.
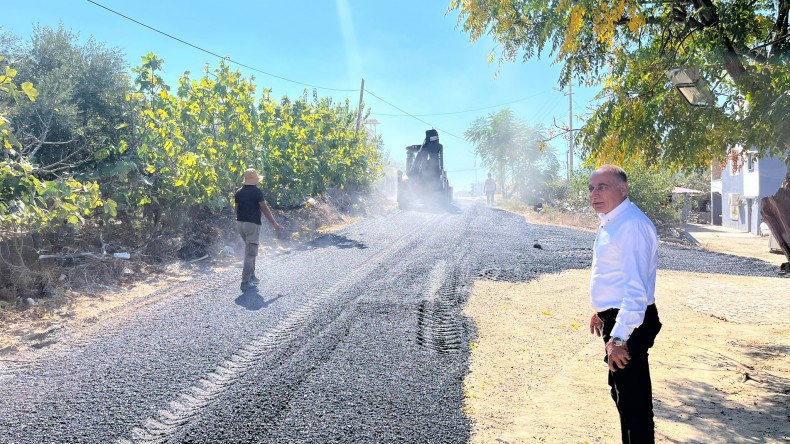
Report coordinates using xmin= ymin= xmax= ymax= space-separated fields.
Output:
xmin=498 ymin=198 xmax=599 ymax=232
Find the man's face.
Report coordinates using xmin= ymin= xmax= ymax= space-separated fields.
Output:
xmin=588 ymin=171 xmax=628 ymax=214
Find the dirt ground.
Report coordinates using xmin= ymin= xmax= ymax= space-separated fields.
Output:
xmin=463 ymin=217 xmax=790 ymax=443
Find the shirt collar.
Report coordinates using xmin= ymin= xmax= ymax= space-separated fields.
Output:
xmin=598 ymin=197 xmax=631 ymax=227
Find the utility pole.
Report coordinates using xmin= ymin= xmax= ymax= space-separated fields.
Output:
xmin=355 ymin=78 xmax=365 ymax=136
xmin=568 ymin=82 xmax=573 ymax=181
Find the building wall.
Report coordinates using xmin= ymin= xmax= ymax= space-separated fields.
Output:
xmin=720 ymin=151 xmax=787 ymax=234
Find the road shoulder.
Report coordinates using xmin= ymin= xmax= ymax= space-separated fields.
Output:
xmin=464 ymin=270 xmax=790 ymax=443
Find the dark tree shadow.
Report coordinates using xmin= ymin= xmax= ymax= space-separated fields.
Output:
xmin=294 ymin=233 xmax=367 ymax=251
xmin=657 ymin=341 xmax=790 ymax=443
xmin=682 ymin=225 xmax=727 ymax=234
xmin=234 ymin=288 xmax=285 ymax=311
xmin=739 ymin=343 xmax=790 ymax=361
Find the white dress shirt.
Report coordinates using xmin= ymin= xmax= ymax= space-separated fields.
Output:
xmin=590 ymin=197 xmax=658 ymax=340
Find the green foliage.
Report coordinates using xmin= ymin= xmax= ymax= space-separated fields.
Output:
xmin=449 ymin=0 xmax=790 ymax=179
xmin=675 ymin=168 xmax=711 ymax=194
xmin=464 ymin=108 xmax=559 ymax=200
xmin=0 ymin=55 xmax=103 ymax=236
xmin=123 ymin=57 xmax=381 ymax=214
xmin=624 ymin=164 xmax=679 ymax=227
xmin=0 ymin=23 xmax=381 ymax=247
xmin=0 ymin=57 xmax=35 ymax=150
xmin=3 ymin=25 xmax=130 ymax=177
xmin=569 ymin=163 xmax=679 ymax=227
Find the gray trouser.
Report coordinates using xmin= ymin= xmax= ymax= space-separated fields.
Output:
xmin=237 ymin=221 xmax=261 ymax=284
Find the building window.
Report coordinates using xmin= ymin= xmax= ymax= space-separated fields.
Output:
xmin=728 ymin=193 xmax=741 ymax=220
xmin=746 ymin=153 xmax=756 ymax=172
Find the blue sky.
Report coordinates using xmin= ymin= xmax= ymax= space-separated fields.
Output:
xmin=4 ymin=0 xmax=600 ymax=190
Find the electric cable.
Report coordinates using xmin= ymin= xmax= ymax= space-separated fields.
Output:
xmin=371 ymin=91 xmax=550 ymax=117
xmin=85 ymin=0 xmax=548 ymax=144
xmin=85 ymin=0 xmax=358 ymax=93
xmin=364 ymin=88 xmax=466 ymax=141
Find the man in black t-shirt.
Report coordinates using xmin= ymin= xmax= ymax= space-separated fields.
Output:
xmin=234 ymin=168 xmax=281 ymax=290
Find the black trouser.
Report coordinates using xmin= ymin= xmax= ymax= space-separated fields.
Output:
xmin=599 ymin=304 xmax=662 ymax=444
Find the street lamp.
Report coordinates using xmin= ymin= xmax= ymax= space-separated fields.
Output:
xmin=666 ymin=68 xmax=713 ymax=107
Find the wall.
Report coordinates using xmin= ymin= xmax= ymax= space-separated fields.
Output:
xmin=720 ymin=151 xmax=787 ymax=234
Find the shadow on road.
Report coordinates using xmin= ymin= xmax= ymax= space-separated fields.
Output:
xmin=294 ymin=233 xmax=367 ymax=251
xmin=234 ymin=289 xmax=285 ymax=311
xmin=661 ymin=372 xmax=789 ymax=442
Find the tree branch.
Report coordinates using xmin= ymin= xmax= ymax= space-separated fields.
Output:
xmin=720 ymin=34 xmax=749 ymax=84
xmin=25 ymin=109 xmax=54 ymax=160
xmin=38 ymin=252 xmax=107 ymax=261
xmin=35 ymin=145 xmax=90 ymax=173
xmin=775 ymin=0 xmax=789 ymax=47
xmin=541 ymin=119 xmax=581 ymax=143
xmin=750 ymin=34 xmax=789 ymax=54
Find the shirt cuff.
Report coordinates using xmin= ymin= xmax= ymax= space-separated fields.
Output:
xmin=610 ymin=323 xmax=634 ymax=341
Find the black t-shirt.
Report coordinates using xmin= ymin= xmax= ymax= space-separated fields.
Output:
xmin=235 ymin=185 xmax=265 ymax=225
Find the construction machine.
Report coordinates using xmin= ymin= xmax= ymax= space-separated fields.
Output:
xmin=396 ymin=129 xmax=453 ymax=210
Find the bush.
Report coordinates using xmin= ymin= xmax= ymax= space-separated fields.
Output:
xmin=567 ymin=163 xmax=679 ymax=228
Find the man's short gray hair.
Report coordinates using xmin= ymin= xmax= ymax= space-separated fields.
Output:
xmin=596 ymin=164 xmax=628 ymax=184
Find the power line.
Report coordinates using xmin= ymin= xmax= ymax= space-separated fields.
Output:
xmin=87 ymin=0 xmax=470 ymax=142
xmin=529 ymin=93 xmax=562 ymax=123
xmin=85 ymin=0 xmax=358 ymax=93
xmin=364 ymin=88 xmax=466 ymax=141
xmin=371 ymin=91 xmax=550 ymax=117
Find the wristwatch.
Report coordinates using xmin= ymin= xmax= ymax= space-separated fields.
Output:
xmin=610 ymin=337 xmax=628 ymax=347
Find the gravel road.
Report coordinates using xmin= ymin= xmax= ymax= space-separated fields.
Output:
xmin=0 ymin=200 xmax=777 ymax=443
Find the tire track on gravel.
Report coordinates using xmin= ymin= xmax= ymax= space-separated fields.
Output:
xmin=117 ymin=212 xmax=445 ymax=444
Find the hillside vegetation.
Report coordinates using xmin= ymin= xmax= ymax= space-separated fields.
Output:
xmin=0 ymin=26 xmax=383 ymax=304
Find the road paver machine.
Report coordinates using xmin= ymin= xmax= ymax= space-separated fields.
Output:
xmin=397 ymin=129 xmax=453 ymax=210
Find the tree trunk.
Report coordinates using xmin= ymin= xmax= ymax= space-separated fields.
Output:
xmin=760 ymin=169 xmax=790 ymax=262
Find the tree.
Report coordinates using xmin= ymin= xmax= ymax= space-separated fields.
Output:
xmin=464 ymin=108 xmax=558 ymax=200
xmin=2 ymin=25 xmax=130 ymax=179
xmin=123 ymin=55 xmax=382 ymax=216
xmin=1 ymin=54 xmax=103 ymax=236
xmin=449 ymin=0 xmax=789 ymax=174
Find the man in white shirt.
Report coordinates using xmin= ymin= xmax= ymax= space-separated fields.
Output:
xmin=587 ymin=164 xmax=662 ymax=444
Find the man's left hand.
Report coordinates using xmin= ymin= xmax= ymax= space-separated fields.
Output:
xmin=589 ymin=313 xmax=603 ymax=336
xmin=606 ymin=341 xmax=630 ymax=371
